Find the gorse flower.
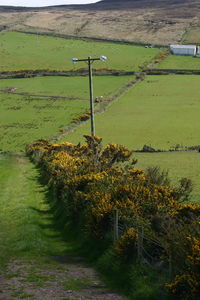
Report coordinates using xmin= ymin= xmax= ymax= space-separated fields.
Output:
xmin=26 ymin=135 xmax=199 ymax=300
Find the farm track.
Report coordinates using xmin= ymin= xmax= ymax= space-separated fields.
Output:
xmin=0 ymin=153 xmax=125 ymax=300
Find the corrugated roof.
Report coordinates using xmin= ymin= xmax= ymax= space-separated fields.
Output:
xmin=170 ymin=45 xmax=196 ymax=49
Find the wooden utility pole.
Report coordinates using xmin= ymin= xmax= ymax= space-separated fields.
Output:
xmin=71 ymin=56 xmax=107 ymax=136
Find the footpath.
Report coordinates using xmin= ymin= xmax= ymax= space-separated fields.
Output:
xmin=0 ymin=153 xmax=124 ymax=300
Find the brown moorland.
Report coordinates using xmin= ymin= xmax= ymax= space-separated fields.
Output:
xmin=0 ymin=0 xmax=200 ymax=45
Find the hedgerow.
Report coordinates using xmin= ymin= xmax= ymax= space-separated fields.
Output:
xmin=26 ymin=136 xmax=200 ymax=299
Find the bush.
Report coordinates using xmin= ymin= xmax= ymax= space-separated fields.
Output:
xmin=26 ymin=136 xmax=200 ymax=300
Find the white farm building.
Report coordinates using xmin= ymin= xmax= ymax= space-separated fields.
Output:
xmin=170 ymin=45 xmax=197 ymax=56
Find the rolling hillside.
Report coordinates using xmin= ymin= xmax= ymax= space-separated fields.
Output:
xmin=0 ymin=0 xmax=200 ymax=45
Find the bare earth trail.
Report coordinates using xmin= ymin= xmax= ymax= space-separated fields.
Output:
xmin=0 ymin=153 xmax=124 ymax=300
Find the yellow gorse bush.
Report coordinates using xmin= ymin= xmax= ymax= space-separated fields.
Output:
xmin=115 ymin=228 xmax=138 ymax=259
xmin=26 ymin=136 xmax=200 ymax=300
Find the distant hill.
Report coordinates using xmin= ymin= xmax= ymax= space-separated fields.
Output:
xmin=0 ymin=0 xmax=200 ymax=45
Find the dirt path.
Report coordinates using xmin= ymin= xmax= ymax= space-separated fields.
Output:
xmin=0 ymin=153 xmax=125 ymax=300
xmin=0 ymin=258 xmax=124 ymax=299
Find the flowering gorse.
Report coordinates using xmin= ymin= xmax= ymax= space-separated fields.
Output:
xmin=26 ymin=136 xmax=199 ymax=300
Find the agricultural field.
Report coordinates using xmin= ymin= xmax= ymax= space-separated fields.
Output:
xmin=0 ymin=93 xmax=87 ymax=151
xmin=64 ymin=75 xmax=200 ymax=150
xmin=62 ymin=74 xmax=200 ymax=202
xmin=1 ymin=31 xmax=200 ymax=202
xmin=156 ymin=54 xmax=200 ymax=70
xmin=0 ymin=75 xmax=133 ymax=151
xmin=0 ymin=75 xmax=133 ymax=99
xmin=0 ymin=31 xmax=161 ymax=72
xmin=134 ymin=151 xmax=200 ymax=203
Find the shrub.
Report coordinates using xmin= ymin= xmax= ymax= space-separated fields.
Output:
xmin=26 ymin=136 xmax=199 ymax=299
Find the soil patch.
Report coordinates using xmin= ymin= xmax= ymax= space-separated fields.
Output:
xmin=0 ymin=258 xmax=124 ymax=299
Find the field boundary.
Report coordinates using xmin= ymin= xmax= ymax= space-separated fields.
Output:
xmin=1 ymin=69 xmax=200 ymax=80
xmin=0 ymin=69 xmax=135 ymax=79
xmin=146 ymin=68 xmax=200 ymax=75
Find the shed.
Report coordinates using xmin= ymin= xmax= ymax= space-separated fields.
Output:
xmin=170 ymin=45 xmax=197 ymax=56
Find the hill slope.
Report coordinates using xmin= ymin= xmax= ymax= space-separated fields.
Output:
xmin=0 ymin=0 xmax=200 ymax=45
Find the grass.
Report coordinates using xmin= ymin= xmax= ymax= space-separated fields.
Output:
xmin=22 ymin=269 xmax=55 ymax=287
xmin=62 ymin=74 xmax=200 ymax=150
xmin=182 ymin=27 xmax=200 ymax=44
xmin=0 ymin=31 xmax=161 ymax=72
xmin=0 ymin=75 xmax=133 ymax=99
xmin=0 ymin=152 xmax=69 ymax=266
xmin=0 ymin=152 xmax=127 ymax=298
xmin=60 ymin=74 xmax=200 ymax=203
xmin=0 ymin=75 xmax=133 ymax=151
xmin=156 ymin=54 xmax=200 ymax=70
xmin=62 ymin=278 xmax=92 ymax=291
xmin=134 ymin=151 xmax=200 ymax=203
xmin=0 ymin=93 xmax=87 ymax=151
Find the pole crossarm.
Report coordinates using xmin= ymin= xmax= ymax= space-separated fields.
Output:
xmin=74 ymin=58 xmax=101 ymax=62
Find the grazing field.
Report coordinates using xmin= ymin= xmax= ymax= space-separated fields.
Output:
xmin=0 ymin=75 xmax=133 ymax=99
xmin=0 ymin=75 xmax=133 ymax=151
xmin=62 ymin=74 xmax=200 ymax=202
xmin=63 ymin=74 xmax=200 ymax=150
xmin=156 ymin=54 xmax=200 ymax=70
xmin=0 ymin=31 xmax=161 ymax=72
xmin=134 ymin=151 xmax=200 ymax=203
xmin=0 ymin=92 xmax=88 ymax=151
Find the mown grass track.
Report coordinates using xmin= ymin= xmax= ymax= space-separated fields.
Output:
xmin=0 ymin=153 xmax=125 ymax=299
xmin=0 ymin=153 xmax=67 ymax=264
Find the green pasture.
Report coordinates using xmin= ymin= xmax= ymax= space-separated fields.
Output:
xmin=0 ymin=31 xmax=160 ymax=71
xmin=157 ymin=54 xmax=200 ymax=70
xmin=0 ymin=75 xmax=133 ymax=151
xmin=63 ymin=74 xmax=200 ymax=150
xmin=0 ymin=75 xmax=132 ymax=99
xmin=134 ymin=151 xmax=200 ymax=203
xmin=0 ymin=92 xmax=88 ymax=151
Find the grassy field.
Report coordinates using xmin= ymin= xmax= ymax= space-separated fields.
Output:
xmin=0 ymin=93 xmax=88 ymax=151
xmin=134 ymin=151 xmax=200 ymax=203
xmin=61 ymin=74 xmax=200 ymax=202
xmin=63 ymin=74 xmax=200 ymax=150
xmin=0 ymin=75 xmax=133 ymax=99
xmin=0 ymin=31 xmax=161 ymax=72
xmin=156 ymin=54 xmax=200 ymax=70
xmin=0 ymin=75 xmax=133 ymax=151
xmin=182 ymin=27 xmax=200 ymax=44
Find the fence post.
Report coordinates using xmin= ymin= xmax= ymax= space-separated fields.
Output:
xmin=137 ymin=225 xmax=144 ymax=262
xmin=113 ymin=209 xmax=119 ymax=242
